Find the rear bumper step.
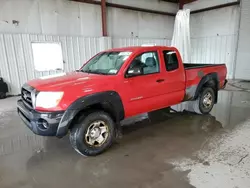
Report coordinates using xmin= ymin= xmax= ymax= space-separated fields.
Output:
xmin=222 ymin=79 xmax=228 ymax=89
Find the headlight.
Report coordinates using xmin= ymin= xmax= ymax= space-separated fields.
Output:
xmin=36 ymin=92 xmax=64 ymax=109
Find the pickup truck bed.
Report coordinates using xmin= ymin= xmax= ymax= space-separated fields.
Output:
xmin=184 ymin=63 xmax=227 ymax=102
xmin=184 ymin=63 xmax=227 ymax=89
xmin=184 ymin=63 xmax=225 ymax=69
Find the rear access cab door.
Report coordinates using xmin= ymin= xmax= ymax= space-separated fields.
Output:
xmin=159 ymin=48 xmax=186 ymax=106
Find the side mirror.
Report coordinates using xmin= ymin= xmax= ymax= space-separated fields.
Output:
xmin=126 ymin=67 xmax=142 ymax=77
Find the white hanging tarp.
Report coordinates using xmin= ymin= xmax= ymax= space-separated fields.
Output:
xmin=171 ymin=9 xmax=191 ymax=63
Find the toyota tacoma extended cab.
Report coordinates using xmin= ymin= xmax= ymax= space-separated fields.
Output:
xmin=17 ymin=46 xmax=227 ymax=156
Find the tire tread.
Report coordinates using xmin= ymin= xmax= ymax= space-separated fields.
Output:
xmin=69 ymin=111 xmax=115 ymax=156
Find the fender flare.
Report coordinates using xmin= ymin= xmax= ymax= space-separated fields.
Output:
xmin=56 ymin=91 xmax=125 ymax=137
xmin=194 ymin=72 xmax=219 ymax=101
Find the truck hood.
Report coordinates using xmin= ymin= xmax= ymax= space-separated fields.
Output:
xmin=27 ymin=72 xmax=111 ymax=91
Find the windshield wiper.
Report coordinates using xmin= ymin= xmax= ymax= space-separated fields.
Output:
xmin=80 ymin=70 xmax=108 ymax=75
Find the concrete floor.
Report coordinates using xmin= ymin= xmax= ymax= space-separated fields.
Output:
xmin=0 ymin=88 xmax=250 ymax=188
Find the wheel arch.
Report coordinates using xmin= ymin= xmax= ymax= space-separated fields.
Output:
xmin=56 ymin=91 xmax=125 ymax=137
xmin=194 ymin=73 xmax=219 ymax=103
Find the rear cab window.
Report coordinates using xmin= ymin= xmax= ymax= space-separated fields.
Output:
xmin=163 ymin=50 xmax=179 ymax=71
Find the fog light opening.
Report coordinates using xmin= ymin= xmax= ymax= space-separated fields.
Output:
xmin=38 ymin=119 xmax=49 ymax=130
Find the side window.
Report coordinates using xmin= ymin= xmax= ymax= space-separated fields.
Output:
xmin=128 ymin=51 xmax=160 ymax=75
xmin=163 ymin=50 xmax=179 ymax=71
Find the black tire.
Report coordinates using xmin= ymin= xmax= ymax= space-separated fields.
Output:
xmin=0 ymin=92 xmax=6 ymax=99
xmin=69 ymin=111 xmax=116 ymax=156
xmin=192 ymin=87 xmax=215 ymax=114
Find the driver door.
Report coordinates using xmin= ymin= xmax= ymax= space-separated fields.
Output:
xmin=121 ymin=51 xmax=166 ymax=117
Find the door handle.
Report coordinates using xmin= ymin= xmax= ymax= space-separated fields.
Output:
xmin=156 ymin=79 xmax=165 ymax=83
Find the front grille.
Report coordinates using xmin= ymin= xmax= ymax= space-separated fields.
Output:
xmin=21 ymin=87 xmax=33 ymax=108
xmin=18 ymin=109 xmax=31 ymax=123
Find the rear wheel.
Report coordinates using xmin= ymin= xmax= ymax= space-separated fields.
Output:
xmin=69 ymin=111 xmax=116 ymax=156
xmin=192 ymin=87 xmax=215 ymax=114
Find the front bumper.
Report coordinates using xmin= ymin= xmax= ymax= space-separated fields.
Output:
xmin=17 ymin=99 xmax=65 ymax=136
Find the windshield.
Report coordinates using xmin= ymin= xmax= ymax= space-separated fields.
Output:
xmin=81 ymin=51 xmax=132 ymax=75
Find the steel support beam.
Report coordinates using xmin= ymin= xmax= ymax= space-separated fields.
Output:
xmin=71 ymin=0 xmax=240 ymax=16
xmin=101 ymin=0 xmax=107 ymax=36
xmin=72 ymin=0 xmax=100 ymax=5
xmin=179 ymin=0 xmax=197 ymax=9
xmin=71 ymin=0 xmax=176 ymax=16
xmin=190 ymin=1 xmax=240 ymax=14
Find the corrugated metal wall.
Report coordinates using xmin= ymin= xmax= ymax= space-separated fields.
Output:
xmin=191 ymin=35 xmax=238 ymax=79
xmin=112 ymin=37 xmax=171 ymax=47
xmin=0 ymin=34 xmax=112 ymax=95
xmin=0 ymin=34 xmax=238 ymax=95
xmin=235 ymin=0 xmax=250 ymax=79
xmin=0 ymin=0 xmax=176 ymax=38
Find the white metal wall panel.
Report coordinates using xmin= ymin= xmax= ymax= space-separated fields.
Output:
xmin=0 ymin=0 xmax=175 ymax=39
xmin=188 ymin=5 xmax=240 ymax=79
xmin=190 ymin=6 xmax=239 ymax=37
xmin=112 ymin=37 xmax=171 ymax=48
xmin=107 ymin=7 xmax=175 ymax=38
xmin=0 ymin=0 xmax=102 ymax=37
xmin=0 ymin=34 xmax=111 ymax=95
xmin=191 ymin=35 xmax=237 ymax=79
xmin=235 ymin=0 xmax=250 ymax=80
xmin=108 ymin=0 xmax=178 ymax=13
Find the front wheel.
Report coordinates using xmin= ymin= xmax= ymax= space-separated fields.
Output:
xmin=69 ymin=111 xmax=116 ymax=156
xmin=192 ymin=87 xmax=215 ymax=114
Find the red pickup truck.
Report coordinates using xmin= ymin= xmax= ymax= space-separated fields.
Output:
xmin=17 ymin=46 xmax=227 ymax=156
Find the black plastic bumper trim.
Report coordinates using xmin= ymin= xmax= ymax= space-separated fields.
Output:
xmin=17 ymin=100 xmax=64 ymax=136
xmin=222 ymin=79 xmax=228 ymax=89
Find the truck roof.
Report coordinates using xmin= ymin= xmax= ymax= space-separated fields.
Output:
xmin=106 ymin=46 xmax=176 ymax=52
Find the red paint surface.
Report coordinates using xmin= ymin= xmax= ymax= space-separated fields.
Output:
xmin=185 ymin=65 xmax=227 ymax=89
xmin=27 ymin=46 xmax=227 ymax=117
